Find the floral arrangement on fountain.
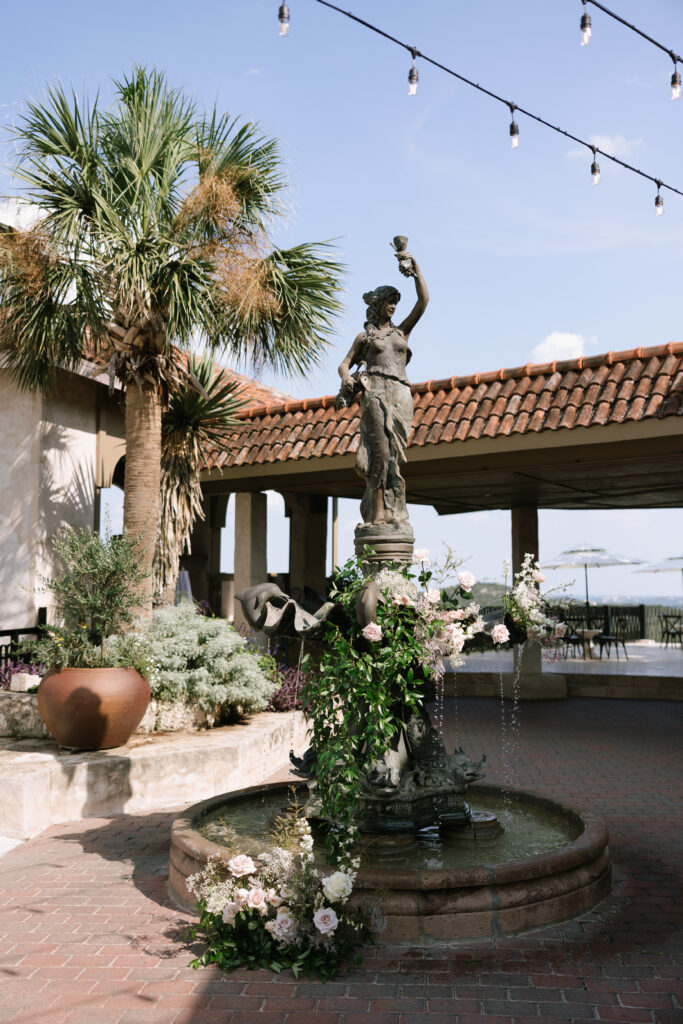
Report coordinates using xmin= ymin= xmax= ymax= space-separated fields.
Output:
xmin=502 ymin=553 xmax=568 ymax=645
xmin=185 ymin=803 xmax=370 ymax=980
xmin=300 ymin=546 xmax=565 ymax=865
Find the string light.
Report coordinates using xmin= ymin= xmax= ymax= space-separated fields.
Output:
xmin=508 ymin=104 xmax=519 ymax=148
xmin=580 ymin=2 xmax=592 ymax=46
xmin=307 ymin=0 xmax=683 ymax=213
xmin=580 ymin=2 xmax=682 ymax=103
xmin=590 ymin=146 xmax=600 ymax=185
xmin=655 ymin=181 xmax=664 ymax=215
xmin=278 ymin=3 xmax=290 ymax=36
xmin=408 ymin=49 xmax=419 ymax=95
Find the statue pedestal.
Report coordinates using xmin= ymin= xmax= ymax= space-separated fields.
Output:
xmin=354 ymin=522 xmax=415 ymax=566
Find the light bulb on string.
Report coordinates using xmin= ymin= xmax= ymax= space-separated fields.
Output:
xmin=671 ymin=64 xmax=681 ymax=101
xmin=580 ymin=2 xmax=592 ymax=46
xmin=508 ymin=104 xmax=519 ymax=148
xmin=590 ymin=146 xmax=600 ymax=185
xmin=655 ymin=181 xmax=664 ymax=215
xmin=278 ymin=3 xmax=290 ymax=36
xmin=408 ymin=49 xmax=419 ymax=95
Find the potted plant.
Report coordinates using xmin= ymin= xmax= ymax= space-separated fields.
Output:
xmin=26 ymin=525 xmax=151 ymax=750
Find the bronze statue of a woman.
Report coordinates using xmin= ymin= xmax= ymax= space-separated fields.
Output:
xmin=338 ymin=237 xmax=429 ymax=529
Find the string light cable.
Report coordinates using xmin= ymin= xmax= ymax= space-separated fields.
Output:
xmin=579 ymin=0 xmax=682 ymax=101
xmin=280 ymin=0 xmax=682 ymax=213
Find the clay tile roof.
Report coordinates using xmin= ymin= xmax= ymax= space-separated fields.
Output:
xmin=203 ymin=341 xmax=683 ymax=471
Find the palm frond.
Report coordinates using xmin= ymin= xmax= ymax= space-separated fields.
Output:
xmin=211 ymin=242 xmax=345 ymax=377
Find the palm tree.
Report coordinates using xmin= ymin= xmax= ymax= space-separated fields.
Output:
xmin=154 ymin=352 xmax=246 ymax=604
xmin=0 ymin=67 xmax=343 ymax=611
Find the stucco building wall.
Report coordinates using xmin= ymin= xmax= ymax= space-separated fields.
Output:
xmin=0 ymin=369 xmax=125 ymax=629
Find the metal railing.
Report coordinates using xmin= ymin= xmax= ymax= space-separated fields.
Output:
xmin=0 ymin=629 xmax=41 ymax=670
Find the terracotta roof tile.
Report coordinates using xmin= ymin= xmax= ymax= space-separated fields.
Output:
xmin=576 ymin=403 xmax=594 ymax=427
xmin=609 ymin=398 xmax=629 ymax=423
xmin=560 ymin=405 xmax=577 ymax=430
xmin=468 ymin=417 xmax=485 ymax=440
xmin=483 ymin=414 xmax=502 ymax=436
xmin=544 ymin=407 xmax=562 ymax=430
xmin=625 ymin=396 xmax=647 ymax=421
xmin=205 ymin=342 xmax=683 ymax=470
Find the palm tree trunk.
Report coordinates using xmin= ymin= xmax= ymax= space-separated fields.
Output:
xmin=123 ymin=381 xmax=162 ymax=614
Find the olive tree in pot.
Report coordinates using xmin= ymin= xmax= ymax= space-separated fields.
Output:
xmin=26 ymin=526 xmax=151 ymax=750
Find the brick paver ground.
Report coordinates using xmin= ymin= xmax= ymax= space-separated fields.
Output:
xmin=0 ymin=697 xmax=681 ymax=1024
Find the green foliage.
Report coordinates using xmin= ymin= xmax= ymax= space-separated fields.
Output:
xmin=301 ymin=553 xmax=437 ymax=863
xmin=0 ymin=65 xmax=345 ymax=394
xmin=154 ymin=353 xmax=247 ymax=598
xmin=109 ymin=602 xmax=278 ymax=715
xmin=24 ymin=526 xmax=150 ymax=669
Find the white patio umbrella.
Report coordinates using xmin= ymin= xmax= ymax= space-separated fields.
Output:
xmin=633 ymin=555 xmax=683 ymax=601
xmin=541 ymin=543 xmax=644 ymax=609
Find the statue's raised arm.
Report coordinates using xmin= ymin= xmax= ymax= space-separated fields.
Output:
xmin=392 ymin=235 xmax=429 ymax=338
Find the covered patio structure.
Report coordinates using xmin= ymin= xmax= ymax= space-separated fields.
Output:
xmin=190 ymin=340 xmax=683 ymax=696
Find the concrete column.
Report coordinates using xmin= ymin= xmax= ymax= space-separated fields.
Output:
xmin=181 ymin=493 xmax=229 ymax=610
xmin=284 ymin=493 xmax=328 ymax=603
xmin=233 ymin=492 xmax=268 ymax=628
xmin=511 ymin=505 xmax=543 ymax=679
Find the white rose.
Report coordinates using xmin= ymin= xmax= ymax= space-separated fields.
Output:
xmin=458 ymin=571 xmax=476 ymax=591
xmin=491 ymin=623 xmax=510 ymax=645
xmin=322 ymin=871 xmax=354 ymax=903
xmin=413 ymin=548 xmax=430 ymax=564
xmin=362 ymin=622 xmax=382 ymax=642
xmin=233 ymin=887 xmax=250 ymax=906
xmin=450 ymin=631 xmax=465 ymax=653
xmin=227 ymin=854 xmax=256 ymax=878
xmin=426 ymin=588 xmax=441 ymax=604
xmin=313 ymin=907 xmax=339 ymax=935
xmin=532 ymin=570 xmax=546 ymax=583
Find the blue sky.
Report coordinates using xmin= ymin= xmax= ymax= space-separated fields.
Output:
xmin=2 ymin=0 xmax=682 ymax=599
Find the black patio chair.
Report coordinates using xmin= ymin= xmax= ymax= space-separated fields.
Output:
xmin=659 ymin=613 xmax=683 ymax=649
xmin=595 ymin=616 xmax=629 ymax=660
xmin=562 ymin=615 xmax=586 ymax=659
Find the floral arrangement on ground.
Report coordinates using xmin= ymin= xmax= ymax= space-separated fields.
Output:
xmin=186 ymin=799 xmax=372 ymax=980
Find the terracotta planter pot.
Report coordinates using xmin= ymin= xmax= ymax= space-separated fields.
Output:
xmin=37 ymin=667 xmax=150 ymax=750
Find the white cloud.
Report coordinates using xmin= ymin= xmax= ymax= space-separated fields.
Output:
xmin=567 ymin=134 xmax=643 ymax=161
xmin=531 ymin=332 xmax=589 ymax=362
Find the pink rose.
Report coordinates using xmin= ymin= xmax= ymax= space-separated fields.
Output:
xmin=532 ymin=570 xmax=546 ymax=583
xmin=246 ymin=888 xmax=268 ymax=914
xmin=265 ymin=907 xmax=298 ymax=943
xmin=233 ymin=888 xmax=250 ymax=906
xmin=554 ymin=622 xmax=567 ymax=637
xmin=414 ymin=548 xmax=430 ymax=564
xmin=491 ymin=623 xmax=510 ymax=645
xmin=446 ymin=609 xmax=465 ymax=621
xmin=227 ymin=854 xmax=256 ymax=878
xmin=450 ymin=631 xmax=465 ymax=653
xmin=362 ymin=622 xmax=382 ymax=642
xmin=221 ymin=901 xmax=240 ymax=925
xmin=426 ymin=588 xmax=441 ymax=604
xmin=313 ymin=906 xmax=339 ymax=935
xmin=458 ymin=571 xmax=476 ymax=591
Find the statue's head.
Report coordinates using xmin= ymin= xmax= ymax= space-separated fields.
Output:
xmin=363 ymin=285 xmax=401 ymax=326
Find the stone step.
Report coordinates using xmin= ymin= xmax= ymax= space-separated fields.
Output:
xmin=0 ymin=710 xmax=308 ymax=840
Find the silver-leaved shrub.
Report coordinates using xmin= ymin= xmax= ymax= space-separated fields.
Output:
xmin=110 ymin=603 xmax=277 ymax=717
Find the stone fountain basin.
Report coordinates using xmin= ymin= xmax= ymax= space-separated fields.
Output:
xmin=169 ymin=781 xmax=610 ymax=944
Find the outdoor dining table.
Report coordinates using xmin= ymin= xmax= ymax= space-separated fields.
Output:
xmin=578 ymin=628 xmax=602 ymax=659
